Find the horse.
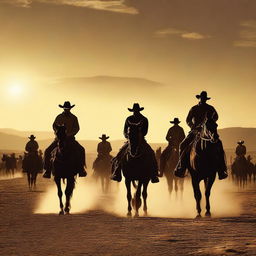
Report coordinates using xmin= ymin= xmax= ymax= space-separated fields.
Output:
xmin=22 ymin=153 xmax=43 ymax=190
xmin=187 ymin=116 xmax=225 ymax=217
xmin=231 ymin=156 xmax=249 ymax=188
xmin=93 ymin=154 xmax=113 ymax=193
xmin=158 ymin=146 xmax=184 ymax=197
xmin=50 ymin=125 xmax=86 ymax=215
xmin=2 ymin=154 xmax=16 ymax=177
xmin=120 ymin=121 xmax=158 ymax=217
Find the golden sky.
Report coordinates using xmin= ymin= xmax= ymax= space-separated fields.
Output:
xmin=0 ymin=0 xmax=256 ymax=142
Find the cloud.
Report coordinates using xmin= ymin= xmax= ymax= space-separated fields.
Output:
xmin=181 ymin=32 xmax=210 ymax=40
xmin=0 ymin=0 xmax=31 ymax=7
xmin=233 ymin=40 xmax=256 ymax=48
xmin=234 ymin=20 xmax=256 ymax=48
xmin=155 ymin=28 xmax=210 ymax=40
xmin=2 ymin=0 xmax=139 ymax=15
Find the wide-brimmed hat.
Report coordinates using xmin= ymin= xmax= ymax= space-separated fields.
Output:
xmin=99 ymin=134 xmax=109 ymax=140
xmin=170 ymin=117 xmax=181 ymax=124
xmin=28 ymin=135 xmax=36 ymax=140
xmin=196 ymin=91 xmax=211 ymax=100
xmin=128 ymin=103 xmax=144 ymax=112
xmin=59 ymin=101 xmax=75 ymax=109
xmin=237 ymin=140 xmax=245 ymax=145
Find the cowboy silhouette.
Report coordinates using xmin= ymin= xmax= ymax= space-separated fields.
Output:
xmin=97 ymin=134 xmax=112 ymax=156
xmin=25 ymin=135 xmax=39 ymax=154
xmin=43 ymin=101 xmax=87 ymax=178
xmin=111 ymin=103 xmax=159 ymax=183
xmin=159 ymin=118 xmax=185 ymax=175
xmin=93 ymin=134 xmax=112 ymax=166
xmin=175 ymin=91 xmax=228 ymax=179
xmin=235 ymin=140 xmax=246 ymax=158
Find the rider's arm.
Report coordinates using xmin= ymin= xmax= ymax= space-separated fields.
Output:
xmin=212 ymin=107 xmax=219 ymax=122
xmin=68 ymin=116 xmax=80 ymax=137
xmin=165 ymin=128 xmax=172 ymax=142
xmin=123 ymin=118 xmax=129 ymax=138
xmin=141 ymin=117 xmax=149 ymax=137
xmin=186 ymin=108 xmax=194 ymax=129
xmin=52 ymin=114 xmax=62 ymax=133
xmin=108 ymin=143 xmax=112 ymax=153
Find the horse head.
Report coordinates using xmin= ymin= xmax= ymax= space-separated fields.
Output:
xmin=127 ymin=120 xmax=143 ymax=157
xmin=55 ymin=125 xmax=67 ymax=146
xmin=201 ymin=113 xmax=219 ymax=143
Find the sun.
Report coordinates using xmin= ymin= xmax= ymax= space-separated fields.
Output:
xmin=7 ymin=82 xmax=23 ymax=96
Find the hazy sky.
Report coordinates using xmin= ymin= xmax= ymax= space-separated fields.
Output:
xmin=0 ymin=0 xmax=256 ymax=142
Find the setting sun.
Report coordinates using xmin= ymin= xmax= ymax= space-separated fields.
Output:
xmin=7 ymin=82 xmax=23 ymax=97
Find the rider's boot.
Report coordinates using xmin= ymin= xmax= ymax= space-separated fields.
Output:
xmin=111 ymin=162 xmax=122 ymax=182
xmin=218 ymin=163 xmax=228 ymax=180
xmin=79 ymin=166 xmax=87 ymax=177
xmin=43 ymin=169 xmax=51 ymax=179
xmin=151 ymin=176 xmax=159 ymax=183
xmin=174 ymin=159 xmax=186 ymax=178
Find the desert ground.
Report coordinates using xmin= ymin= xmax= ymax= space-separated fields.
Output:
xmin=0 ymin=168 xmax=256 ymax=256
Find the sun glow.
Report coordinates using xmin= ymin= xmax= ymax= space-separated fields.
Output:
xmin=8 ymin=83 xmax=23 ymax=96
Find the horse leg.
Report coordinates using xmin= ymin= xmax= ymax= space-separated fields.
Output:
xmin=125 ymin=179 xmax=132 ymax=216
xmin=192 ymin=178 xmax=202 ymax=217
xmin=204 ymin=176 xmax=216 ymax=217
xmin=174 ymin=178 xmax=178 ymax=198
xmin=142 ymin=180 xmax=149 ymax=216
xmin=33 ymin=173 xmax=38 ymax=190
xmin=101 ymin=176 xmax=104 ymax=193
xmin=27 ymin=173 xmax=31 ymax=190
xmin=134 ymin=181 xmax=142 ymax=217
xmin=64 ymin=177 xmax=75 ymax=214
xmin=54 ymin=177 xmax=64 ymax=215
xmin=166 ymin=173 xmax=174 ymax=195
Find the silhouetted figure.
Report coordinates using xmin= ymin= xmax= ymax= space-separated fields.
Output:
xmin=175 ymin=91 xmax=228 ymax=180
xmin=159 ymin=118 xmax=185 ymax=175
xmin=111 ymin=103 xmax=159 ymax=183
xmin=23 ymin=135 xmax=43 ymax=190
xmin=51 ymin=125 xmax=86 ymax=214
xmin=235 ymin=140 xmax=246 ymax=159
xmin=185 ymin=115 xmax=224 ymax=217
xmin=43 ymin=101 xmax=87 ymax=178
xmin=93 ymin=135 xmax=113 ymax=193
xmin=25 ymin=135 xmax=39 ymax=154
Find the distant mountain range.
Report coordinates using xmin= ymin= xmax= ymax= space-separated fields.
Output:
xmin=0 ymin=127 xmax=255 ymax=152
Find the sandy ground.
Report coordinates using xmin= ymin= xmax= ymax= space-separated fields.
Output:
xmin=0 ymin=173 xmax=256 ymax=256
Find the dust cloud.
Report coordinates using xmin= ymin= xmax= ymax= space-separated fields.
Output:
xmin=35 ymin=175 xmax=242 ymax=218
xmin=0 ymin=172 xmax=23 ymax=180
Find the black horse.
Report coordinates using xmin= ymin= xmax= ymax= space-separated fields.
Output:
xmin=93 ymin=154 xmax=113 ymax=193
xmin=121 ymin=121 xmax=158 ymax=217
xmin=188 ymin=117 xmax=225 ymax=217
xmin=51 ymin=125 xmax=86 ymax=215
xmin=22 ymin=153 xmax=43 ymax=190
xmin=2 ymin=154 xmax=16 ymax=177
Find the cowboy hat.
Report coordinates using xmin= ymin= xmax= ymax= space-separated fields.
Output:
xmin=128 ymin=103 xmax=144 ymax=112
xmin=99 ymin=134 xmax=109 ymax=140
xmin=28 ymin=135 xmax=36 ymax=140
xmin=59 ymin=101 xmax=75 ymax=109
xmin=237 ymin=140 xmax=245 ymax=145
xmin=170 ymin=117 xmax=181 ymax=124
xmin=196 ymin=91 xmax=211 ymax=100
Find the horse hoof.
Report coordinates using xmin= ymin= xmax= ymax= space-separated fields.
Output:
xmin=59 ymin=210 xmax=64 ymax=215
xmin=64 ymin=208 xmax=70 ymax=215
xmin=205 ymin=212 xmax=211 ymax=217
xmin=134 ymin=213 xmax=139 ymax=218
xmin=195 ymin=214 xmax=202 ymax=219
xmin=127 ymin=212 xmax=132 ymax=217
